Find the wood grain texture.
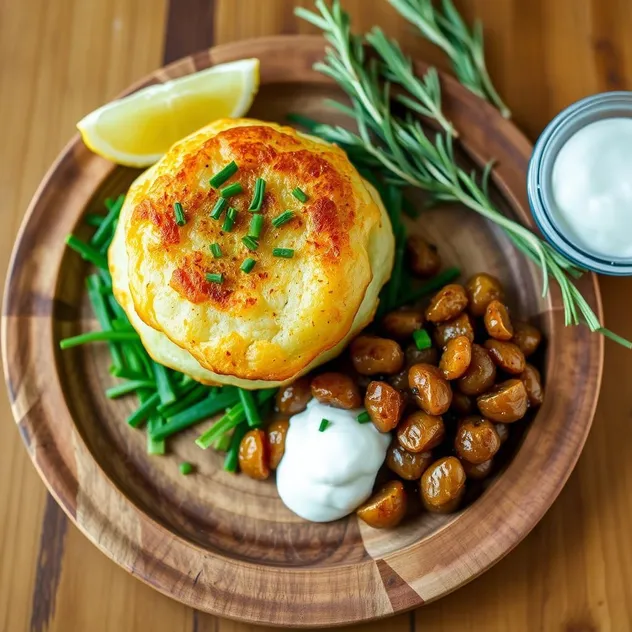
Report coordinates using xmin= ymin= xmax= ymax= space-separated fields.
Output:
xmin=0 ymin=0 xmax=631 ymax=631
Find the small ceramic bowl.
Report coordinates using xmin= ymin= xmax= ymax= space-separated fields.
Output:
xmin=527 ymin=91 xmax=632 ymax=276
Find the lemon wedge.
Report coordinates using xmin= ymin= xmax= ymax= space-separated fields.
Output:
xmin=77 ymin=58 xmax=260 ymax=167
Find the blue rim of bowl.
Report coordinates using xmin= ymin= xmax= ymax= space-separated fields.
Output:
xmin=527 ymin=91 xmax=632 ymax=276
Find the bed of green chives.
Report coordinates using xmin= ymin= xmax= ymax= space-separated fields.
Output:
xmin=59 ymin=170 xmax=459 ymax=472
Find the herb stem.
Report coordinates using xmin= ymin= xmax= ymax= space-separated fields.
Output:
xmin=238 ymin=389 xmax=262 ymax=428
xmin=105 ymin=380 xmax=155 ymax=399
xmin=65 ymin=235 xmax=108 ymax=270
xmin=59 ymin=330 xmax=139 ymax=349
xmin=151 ymin=390 xmax=241 ymax=441
xmin=223 ymin=422 xmax=248 ymax=472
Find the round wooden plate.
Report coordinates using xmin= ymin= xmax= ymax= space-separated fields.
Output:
xmin=2 ymin=36 xmax=603 ymax=627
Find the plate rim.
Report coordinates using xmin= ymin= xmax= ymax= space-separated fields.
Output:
xmin=2 ymin=34 xmax=604 ymax=627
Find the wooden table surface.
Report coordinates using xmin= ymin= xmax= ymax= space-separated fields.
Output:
xmin=2 ymin=1 xmax=632 ymax=630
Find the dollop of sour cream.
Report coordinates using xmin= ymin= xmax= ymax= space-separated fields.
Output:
xmin=552 ymin=117 xmax=632 ymax=259
xmin=276 ymin=399 xmax=390 ymax=522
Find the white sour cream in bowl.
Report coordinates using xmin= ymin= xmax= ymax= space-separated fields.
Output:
xmin=276 ymin=399 xmax=390 ymax=522
xmin=528 ymin=91 xmax=632 ymax=275
xmin=551 ymin=118 xmax=632 ymax=259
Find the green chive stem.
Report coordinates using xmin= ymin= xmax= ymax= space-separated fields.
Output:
xmin=65 ymin=234 xmax=108 ymax=270
xmin=238 ymin=389 xmax=262 ymax=428
xmin=223 ymin=422 xmax=248 ymax=472
xmin=248 ymin=178 xmax=266 ymax=212
xmin=242 ymin=236 xmax=259 ymax=251
xmin=220 ymin=182 xmax=243 ymax=198
xmin=215 ymin=430 xmax=233 ymax=452
xmin=173 ymin=201 xmax=186 ymax=226
xmin=271 ymin=210 xmax=294 ymax=228
xmin=85 ymin=213 xmax=105 ymax=227
xmin=85 ymin=275 xmax=125 ymax=373
xmin=210 ymin=197 xmax=227 ymax=220
xmin=210 ymin=243 xmax=222 ymax=258
xmin=152 ymin=362 xmax=177 ymax=406
xmin=105 ymin=380 xmax=155 ymax=399
xmin=292 ymin=187 xmax=308 ymax=203
xmin=357 ymin=411 xmax=371 ymax=423
xmin=319 ymin=418 xmax=330 ymax=432
xmin=209 ymin=161 xmax=238 ymax=188
xmin=90 ymin=194 xmax=124 ymax=247
xmin=157 ymin=383 xmax=208 ymax=417
xmin=151 ymin=390 xmax=242 ymax=441
xmin=240 ymin=258 xmax=256 ymax=273
xmin=127 ymin=392 xmax=160 ymax=428
xmin=413 ymin=329 xmax=432 ymax=350
xmin=59 ymin=330 xmax=139 ymax=350
xmin=205 ymin=273 xmax=223 ymax=284
xmin=195 ymin=388 xmax=276 ymax=449
xmin=222 ymin=207 xmax=237 ymax=232
xmin=147 ymin=416 xmax=166 ymax=455
xmin=272 ymin=248 xmax=294 ymax=258
xmin=248 ymin=214 xmax=264 ymax=239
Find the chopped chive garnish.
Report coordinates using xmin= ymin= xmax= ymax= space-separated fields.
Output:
xmin=147 ymin=416 xmax=166 ymax=455
xmin=222 ymin=207 xmax=237 ymax=232
xmin=59 ymin=330 xmax=139 ymax=350
xmin=271 ymin=210 xmax=294 ymax=227
xmin=248 ymin=213 xmax=264 ymax=239
xmin=220 ymin=182 xmax=243 ymax=198
xmin=413 ymin=329 xmax=432 ymax=350
xmin=272 ymin=248 xmax=294 ymax=258
xmin=240 ymin=258 xmax=256 ymax=273
xmin=248 ymin=178 xmax=266 ymax=212
xmin=209 ymin=161 xmax=238 ymax=188
xmin=242 ymin=236 xmax=259 ymax=251
xmin=210 ymin=197 xmax=227 ymax=220
xmin=292 ymin=187 xmax=308 ymax=203
xmin=205 ymin=273 xmax=223 ymax=284
xmin=319 ymin=419 xmax=330 ymax=432
xmin=173 ymin=201 xmax=186 ymax=226
xmin=357 ymin=411 xmax=371 ymax=424
xmin=179 ymin=462 xmax=194 ymax=475
xmin=239 ymin=389 xmax=262 ymax=428
xmin=210 ymin=243 xmax=222 ymax=258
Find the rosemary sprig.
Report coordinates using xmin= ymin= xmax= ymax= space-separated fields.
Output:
xmin=295 ymin=0 xmax=629 ymax=347
xmin=387 ymin=0 xmax=511 ymax=117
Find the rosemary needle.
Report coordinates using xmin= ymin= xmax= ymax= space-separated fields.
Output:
xmin=295 ymin=0 xmax=630 ymax=348
xmin=387 ymin=0 xmax=511 ymax=118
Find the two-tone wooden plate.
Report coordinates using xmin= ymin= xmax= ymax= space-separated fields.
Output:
xmin=2 ymin=36 xmax=603 ymax=627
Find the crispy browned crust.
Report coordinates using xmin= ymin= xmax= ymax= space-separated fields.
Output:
xmin=119 ymin=119 xmax=390 ymax=382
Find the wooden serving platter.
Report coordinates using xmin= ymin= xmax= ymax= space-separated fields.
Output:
xmin=1 ymin=36 xmax=603 ymax=627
